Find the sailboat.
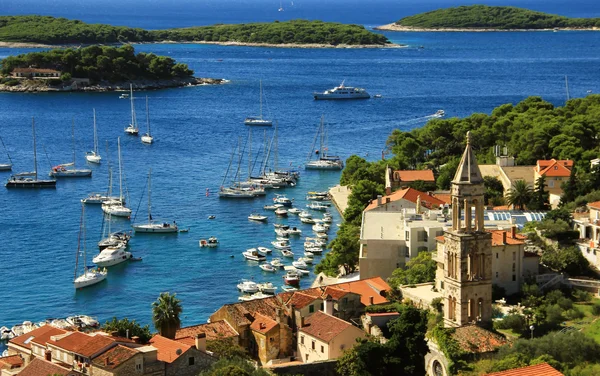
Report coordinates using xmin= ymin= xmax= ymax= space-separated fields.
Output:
xmin=278 ymin=0 xmax=284 ymax=11
xmin=305 ymin=115 xmax=344 ymax=170
xmin=125 ymin=84 xmax=139 ymax=135
xmin=141 ymin=96 xmax=153 ymax=144
xmin=102 ymin=137 xmax=132 ymax=218
xmin=74 ymin=203 xmax=108 ymax=289
xmin=244 ymin=80 xmax=273 ymax=126
xmin=132 ymin=168 xmax=178 ymax=233
xmin=85 ymin=109 xmax=101 ymax=164
xmin=50 ymin=119 xmax=92 ymax=177
xmin=0 ymin=133 xmax=12 ymax=171
xmin=219 ymin=138 xmax=262 ymax=198
xmin=6 ymin=118 xmax=56 ymax=188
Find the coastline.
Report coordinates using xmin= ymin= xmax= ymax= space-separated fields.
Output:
xmin=0 ymin=41 xmax=59 ymax=48
xmin=0 ymin=76 xmax=226 ymax=93
xmin=375 ymin=23 xmax=600 ymax=32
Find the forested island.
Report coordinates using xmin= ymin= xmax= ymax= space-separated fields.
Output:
xmin=0 ymin=44 xmax=224 ymax=92
xmin=377 ymin=5 xmax=600 ymax=32
xmin=0 ymin=16 xmax=391 ymax=47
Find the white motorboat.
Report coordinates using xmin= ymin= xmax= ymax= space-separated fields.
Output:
xmin=141 ymin=96 xmax=154 ymax=144
xmin=257 ymin=282 xmax=277 ymax=294
xmin=125 ymin=84 xmax=139 ymax=135
xmin=307 ymin=202 xmax=329 ymax=211
xmin=435 ymin=109 xmax=445 ymax=117
xmin=274 ymin=208 xmax=288 ymax=216
xmin=0 ymin=326 xmax=14 ymax=341
xmin=98 ymin=231 xmax=130 ymax=250
xmin=102 ymin=138 xmax=131 ymax=218
xmin=248 ymin=213 xmax=268 ymax=222
xmin=287 ymin=227 xmax=302 ymax=235
xmin=316 ymin=232 xmax=328 ymax=240
xmin=300 ymin=217 xmax=316 ymax=224
xmin=244 ymin=80 xmax=273 ymax=126
xmin=271 ymin=240 xmax=290 ymax=250
xmin=78 ymin=315 xmax=99 ymax=327
xmin=292 ymin=260 xmax=308 ymax=269
xmin=273 ymin=194 xmax=292 ymax=207
xmin=283 ymin=271 xmax=300 ymax=286
xmin=250 ymin=291 xmax=271 ymax=300
xmin=270 ymin=258 xmax=284 ymax=268
xmin=305 ymin=247 xmax=324 ymax=255
xmin=295 ymin=267 xmax=310 ymax=276
xmin=281 ymin=285 xmax=298 ymax=292
xmin=132 ymin=169 xmax=178 ymax=233
xmin=93 ymin=246 xmax=132 ymax=267
xmin=199 ymin=237 xmax=219 ymax=248
xmin=288 ymin=208 xmax=301 ymax=214
xmin=85 ymin=109 xmax=101 ymax=164
xmin=275 ymin=228 xmax=290 ymax=237
xmin=237 ymin=280 xmax=259 ymax=293
xmin=274 ymin=224 xmax=290 ymax=229
xmin=312 ymin=224 xmax=329 ymax=233
xmin=257 ymin=247 xmax=272 ymax=255
xmin=243 ymin=248 xmax=267 ymax=262
xmin=298 ymin=256 xmax=313 ymax=265
xmin=298 ymin=211 xmax=312 ymax=218
xmin=281 ymin=249 xmax=294 ymax=258
xmin=119 ymin=93 xmax=129 ymax=99
xmin=259 ymin=263 xmax=276 ymax=272
xmin=304 ymin=251 xmax=315 ymax=257
xmin=322 ymin=215 xmax=333 ymax=223
xmin=313 ymin=80 xmax=370 ymax=100
xmin=74 ymin=203 xmax=108 ymax=289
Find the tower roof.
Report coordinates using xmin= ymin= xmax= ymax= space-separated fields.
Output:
xmin=452 ymin=131 xmax=483 ymax=185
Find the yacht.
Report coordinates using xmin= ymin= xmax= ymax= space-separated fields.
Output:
xmin=132 ymin=169 xmax=178 ymax=233
xmin=242 ymin=248 xmax=267 ymax=262
xmin=98 ymin=231 xmax=130 ymax=250
xmin=125 ymin=84 xmax=139 ymax=135
xmin=248 ymin=213 xmax=268 ymax=222
xmin=49 ymin=119 xmax=92 ymax=178
xmin=257 ymin=247 xmax=272 ymax=255
xmin=283 ymin=271 xmax=300 ymax=286
xmin=257 ymin=282 xmax=277 ymax=294
xmin=244 ymin=80 xmax=272 ymax=126
xmin=199 ymin=236 xmax=219 ymax=248
xmin=85 ymin=109 xmax=101 ymax=164
xmin=305 ymin=115 xmax=344 ymax=170
xmin=273 ymin=194 xmax=292 ymax=207
xmin=292 ymin=259 xmax=308 ymax=270
xmin=81 ymin=193 xmax=122 ymax=205
xmin=307 ymin=202 xmax=329 ymax=211
xmin=288 ymin=208 xmax=301 ymax=214
xmin=0 ymin=134 xmax=12 ymax=171
xmin=281 ymin=249 xmax=294 ymax=258
xmin=274 ymin=207 xmax=288 ymax=216
xmin=141 ymin=96 xmax=154 ymax=144
xmin=270 ymin=258 xmax=284 ymax=268
xmin=259 ymin=263 xmax=276 ymax=273
xmin=92 ymin=245 xmax=132 ymax=267
xmin=271 ymin=240 xmax=290 ymax=250
xmin=237 ymin=280 xmax=259 ymax=293
xmin=313 ymin=80 xmax=370 ymax=100
xmin=101 ymin=139 xmax=132 ymax=218
xmin=74 ymin=204 xmax=108 ymax=289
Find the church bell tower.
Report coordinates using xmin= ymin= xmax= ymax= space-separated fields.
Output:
xmin=442 ymin=131 xmax=493 ymax=328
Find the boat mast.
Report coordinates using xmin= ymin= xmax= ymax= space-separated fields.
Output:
xmin=307 ymin=118 xmax=320 ymax=163
xmin=72 ymin=118 xmax=76 ymax=165
xmin=117 ymin=137 xmax=123 ymax=202
xmin=146 ymin=96 xmax=150 ymax=136
xmin=274 ymin=121 xmax=278 ymax=171
xmin=259 ymin=80 xmax=263 ymax=120
xmin=83 ymin=203 xmax=87 ymax=277
xmin=32 ymin=118 xmax=38 ymax=180
xmin=130 ymin=84 xmax=137 ymax=130
xmin=319 ymin=115 xmax=325 ymax=158
xmin=74 ymin=203 xmax=84 ymax=281
xmin=147 ymin=168 xmax=152 ymax=223
xmin=248 ymin=129 xmax=252 ymax=179
xmin=0 ymin=134 xmax=12 ymax=165
xmin=93 ymin=109 xmax=98 ymax=155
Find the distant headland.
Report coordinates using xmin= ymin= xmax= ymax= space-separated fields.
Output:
xmin=0 ymin=16 xmax=395 ymax=48
xmin=376 ymin=5 xmax=600 ymax=32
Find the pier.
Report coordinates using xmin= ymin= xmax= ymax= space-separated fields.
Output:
xmin=328 ymin=185 xmax=350 ymax=214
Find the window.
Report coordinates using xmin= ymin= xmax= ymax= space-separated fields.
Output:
xmin=512 ymin=252 xmax=516 ymax=261
xmin=405 ymin=231 xmax=410 ymax=240
xmin=189 ymin=357 xmax=195 ymax=366
xmin=496 ymin=272 xmax=499 ymax=278
xmin=312 ymin=340 xmax=316 ymax=350
xmin=321 ymin=345 xmax=324 ymax=353
xmin=301 ymin=335 xmax=304 ymax=345
xmin=343 ymin=297 xmax=348 ymax=304
xmin=549 ymin=180 xmax=555 ymax=188
xmin=136 ymin=363 xmax=142 ymax=372
xmin=309 ymin=304 xmax=315 ymax=313
xmin=305 ymin=354 xmax=309 ymax=361
xmin=320 ymin=302 xmax=324 ymax=310
xmin=512 ymin=263 xmax=516 ymax=272
xmin=496 ymin=253 xmax=498 ymax=259
xmin=512 ymin=275 xmax=516 ymax=281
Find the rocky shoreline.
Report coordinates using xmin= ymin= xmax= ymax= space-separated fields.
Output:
xmin=375 ymin=23 xmax=600 ymax=32
xmin=0 ymin=76 xmax=226 ymax=92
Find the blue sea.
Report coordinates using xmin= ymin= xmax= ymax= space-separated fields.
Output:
xmin=1 ymin=0 xmax=600 ymax=337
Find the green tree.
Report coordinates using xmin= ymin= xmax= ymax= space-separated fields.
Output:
xmin=388 ymin=251 xmax=436 ymax=289
xmin=207 ymin=337 xmax=249 ymax=360
xmin=102 ymin=317 xmax=152 ymax=343
xmin=151 ymin=292 xmax=182 ymax=339
xmin=561 ymin=168 xmax=579 ymax=205
xmin=343 ymin=179 xmax=384 ymax=225
xmin=541 ymin=245 xmax=589 ymax=275
xmin=199 ymin=357 xmax=270 ymax=376
xmin=316 ymin=222 xmax=360 ymax=276
xmin=484 ymin=176 xmax=505 ymax=206
xmin=528 ymin=175 xmax=550 ymax=210
xmin=505 ymin=180 xmax=532 ymax=210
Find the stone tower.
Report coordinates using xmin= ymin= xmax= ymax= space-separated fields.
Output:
xmin=442 ymin=131 xmax=493 ymax=328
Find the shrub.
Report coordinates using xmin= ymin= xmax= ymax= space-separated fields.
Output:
xmin=564 ymin=307 xmax=584 ymax=320
xmin=591 ymin=302 xmax=600 ymax=316
xmin=2 ymin=79 xmax=19 ymax=86
xmin=494 ymin=314 xmax=527 ymax=333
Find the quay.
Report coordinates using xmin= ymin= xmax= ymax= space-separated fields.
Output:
xmin=328 ymin=185 xmax=349 ymax=214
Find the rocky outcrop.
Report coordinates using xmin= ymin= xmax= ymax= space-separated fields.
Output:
xmin=0 ymin=76 xmax=226 ymax=92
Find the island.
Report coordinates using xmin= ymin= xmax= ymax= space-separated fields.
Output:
xmin=376 ymin=5 xmax=600 ymax=32
xmin=0 ymin=16 xmax=392 ymax=48
xmin=0 ymin=44 xmax=225 ymax=92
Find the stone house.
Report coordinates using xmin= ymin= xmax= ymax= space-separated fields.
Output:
xmin=149 ymin=334 xmax=214 ymax=376
xmin=10 ymin=357 xmax=75 ymax=376
xmin=248 ymin=313 xmax=292 ymax=365
xmin=11 ymin=67 xmax=61 ymax=79
xmin=91 ymin=344 xmax=164 ymax=376
xmin=0 ymin=354 xmax=23 ymax=376
xmin=5 ymin=325 xmax=68 ymax=366
xmin=573 ymin=201 xmax=600 ymax=268
xmin=534 ymin=159 xmax=573 ymax=208
xmin=386 ymin=167 xmax=435 ymax=192
xmin=365 ymin=187 xmax=447 ymax=213
xmin=174 ymin=320 xmax=239 ymax=344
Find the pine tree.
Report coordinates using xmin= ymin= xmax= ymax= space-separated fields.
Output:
xmin=529 ymin=176 xmax=550 ymax=210
xmin=560 ymin=168 xmax=579 ymax=205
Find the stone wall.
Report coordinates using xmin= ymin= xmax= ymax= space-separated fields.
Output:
xmin=165 ymin=347 xmax=214 ymax=376
xmin=270 ymin=359 xmax=337 ymax=376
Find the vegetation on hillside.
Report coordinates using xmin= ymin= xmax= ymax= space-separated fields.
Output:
xmin=0 ymin=16 xmax=389 ymax=46
xmin=102 ymin=317 xmax=152 ymax=343
xmin=0 ymin=45 xmax=193 ymax=83
xmin=396 ymin=5 xmax=600 ymax=29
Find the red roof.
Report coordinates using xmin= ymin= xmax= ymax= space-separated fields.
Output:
xmin=301 ymin=277 xmax=390 ymax=306
xmin=488 ymin=229 xmax=526 ymax=246
xmin=432 ymin=193 xmax=452 ymax=204
xmin=76 ymin=334 xmax=116 ymax=357
xmin=92 ymin=345 xmax=138 ymax=370
xmin=392 ymin=170 xmax=435 ymax=182
xmin=364 ymin=187 xmax=446 ymax=211
xmin=452 ymin=325 xmax=507 ymax=354
xmin=484 ymin=363 xmax=563 ymax=376
xmin=300 ymin=311 xmax=354 ymax=343
xmin=536 ymin=159 xmax=572 ymax=177
xmin=9 ymin=325 xmax=68 ymax=350
xmin=17 ymin=358 xmax=72 ymax=376
xmin=149 ymin=334 xmax=191 ymax=363
xmin=0 ymin=354 xmax=23 ymax=369
xmin=175 ymin=320 xmax=238 ymax=342
xmin=588 ymin=201 xmax=600 ymax=210
xmin=286 ymin=292 xmax=321 ymax=309
xmin=250 ymin=313 xmax=279 ymax=334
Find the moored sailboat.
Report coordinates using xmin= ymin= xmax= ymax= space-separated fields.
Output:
xmin=50 ymin=119 xmax=92 ymax=178
xmin=102 ymin=138 xmax=132 ymax=218
xmin=305 ymin=115 xmax=343 ymax=170
xmin=124 ymin=84 xmax=139 ymax=135
xmin=74 ymin=203 xmax=107 ymax=289
xmin=0 ymin=133 xmax=13 ymax=171
xmin=141 ymin=96 xmax=154 ymax=144
xmin=85 ymin=109 xmax=101 ymax=164
xmin=244 ymin=80 xmax=273 ymax=126
xmin=132 ymin=168 xmax=178 ymax=233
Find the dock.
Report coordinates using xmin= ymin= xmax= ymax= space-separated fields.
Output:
xmin=328 ymin=185 xmax=350 ymax=214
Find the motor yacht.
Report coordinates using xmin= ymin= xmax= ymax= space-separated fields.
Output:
xmin=313 ymin=81 xmax=370 ymax=100
xmin=243 ymin=248 xmax=267 ymax=262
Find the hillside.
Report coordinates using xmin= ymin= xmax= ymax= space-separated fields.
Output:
xmin=394 ymin=5 xmax=600 ymax=30
xmin=0 ymin=16 xmax=390 ymax=46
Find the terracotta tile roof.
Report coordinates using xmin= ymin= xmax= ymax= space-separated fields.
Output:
xmin=92 ymin=345 xmax=138 ymax=370
xmin=175 ymin=337 xmax=196 ymax=347
xmin=0 ymin=354 xmax=23 ymax=369
xmin=175 ymin=320 xmax=238 ymax=342
xmin=537 ymin=159 xmax=572 ymax=177
xmin=432 ymin=193 xmax=452 ymax=204
xmin=323 ymin=286 xmax=349 ymax=300
xmin=366 ymin=312 xmax=400 ymax=317
xmin=17 ymin=358 xmax=73 ymax=376
xmin=452 ymin=325 xmax=507 ymax=354
xmin=588 ymin=201 xmax=600 ymax=210
xmin=48 ymin=331 xmax=90 ymax=351
xmin=12 ymin=67 xmax=61 ymax=74
xmin=149 ymin=334 xmax=191 ymax=363
xmin=436 ymin=235 xmax=445 ymax=243
xmin=364 ymin=187 xmax=446 ymax=211
xmin=9 ymin=324 xmax=68 ymax=350
xmin=250 ymin=313 xmax=279 ymax=334
xmin=218 ymin=296 xmax=285 ymax=326
xmin=484 ymin=363 xmax=563 ymax=376
xmin=392 ymin=170 xmax=435 ymax=182
xmin=287 ymin=292 xmax=321 ymax=309
xmin=76 ymin=334 xmax=115 ymax=357
xmin=300 ymin=277 xmax=391 ymax=306
xmin=488 ymin=229 xmax=526 ymax=246
xmin=300 ymin=311 xmax=353 ymax=343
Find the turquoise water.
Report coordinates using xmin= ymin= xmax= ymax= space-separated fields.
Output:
xmin=1 ymin=1 xmax=600 ymax=334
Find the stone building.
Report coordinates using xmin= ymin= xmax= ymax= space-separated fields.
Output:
xmin=386 ymin=167 xmax=436 ymax=192
xmin=149 ymin=334 xmax=214 ymax=376
xmin=534 ymin=159 xmax=573 ymax=208
xmin=11 ymin=67 xmax=61 ymax=79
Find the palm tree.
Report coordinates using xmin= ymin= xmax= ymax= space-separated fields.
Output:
xmin=152 ymin=292 xmax=182 ymax=339
xmin=505 ymin=179 xmax=532 ymax=210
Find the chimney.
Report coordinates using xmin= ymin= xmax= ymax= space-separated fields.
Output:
xmin=502 ymin=231 xmax=507 ymax=244
xmin=369 ymin=296 xmax=374 ymax=305
xmin=324 ymin=296 xmax=334 ymax=316
xmin=511 ymin=226 xmax=516 ymax=239
xmin=126 ymin=329 xmax=130 ymax=339
xmin=386 ymin=197 xmax=391 ymax=204
xmin=131 ymin=336 xmax=140 ymax=344
xmin=377 ymin=195 xmax=382 ymax=206
xmin=45 ymin=350 xmax=51 ymax=362
xmin=195 ymin=333 xmax=206 ymax=353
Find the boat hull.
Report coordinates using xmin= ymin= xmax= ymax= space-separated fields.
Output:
xmin=50 ymin=169 xmax=92 ymax=178
xmin=0 ymin=164 xmax=12 ymax=171
xmin=305 ymin=162 xmax=343 ymax=170
xmin=102 ymin=205 xmax=132 ymax=218
xmin=93 ymin=251 xmax=132 ymax=267
xmin=141 ymin=135 xmax=153 ymax=144
xmin=313 ymin=93 xmax=370 ymax=100
xmin=6 ymin=178 xmax=56 ymax=188
xmin=132 ymin=223 xmax=178 ymax=233
xmin=244 ymin=119 xmax=273 ymax=126
xmin=85 ymin=154 xmax=101 ymax=164
xmin=74 ymin=271 xmax=107 ymax=289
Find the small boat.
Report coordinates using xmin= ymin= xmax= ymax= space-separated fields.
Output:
xmin=273 ymin=194 xmax=293 ymax=207
xmin=81 ymin=193 xmax=122 ymax=205
xmin=283 ymin=271 xmax=300 ymax=286
xmin=305 ymin=246 xmax=324 ymax=255
xmin=50 ymin=119 xmax=92 ymax=178
xmin=312 ymin=224 xmax=329 ymax=233
xmin=373 ymin=94 xmax=382 ymax=98
xmin=249 ymin=291 xmax=271 ymax=300
xmin=74 ymin=204 xmax=108 ymax=289
xmin=274 ymin=224 xmax=290 ymax=229
xmin=322 ymin=215 xmax=333 ymax=224
xmin=257 ymin=282 xmax=277 ymax=294
xmin=275 ymin=228 xmax=290 ymax=237
xmin=298 ymin=211 xmax=312 ymax=218
xmin=313 ymin=80 xmax=370 ymax=100
xmin=281 ymin=285 xmax=298 ymax=292
xmin=307 ymin=202 xmax=329 ymax=211
xmin=237 ymin=280 xmax=259 ymax=293
xmin=179 ymin=228 xmax=189 ymax=233
xmin=85 ymin=109 xmax=101 ymax=164
xmin=141 ymin=96 xmax=154 ymax=144
xmin=119 ymin=93 xmax=129 ymax=99
xmin=92 ymin=246 xmax=132 ymax=267
xmin=243 ymin=248 xmax=267 ymax=262
xmin=288 ymin=208 xmax=301 ymax=214
xmin=300 ymin=217 xmax=316 ymax=224
xmin=281 ymin=249 xmax=294 ymax=258
xmin=304 ymin=251 xmax=315 ymax=257
xmin=125 ymin=84 xmax=139 ymax=135
xmin=199 ymin=237 xmax=219 ymax=248
xmin=264 ymin=204 xmax=283 ymax=210
xmin=292 ymin=259 xmax=308 ymax=269
xmin=0 ymin=327 xmax=14 ymax=341
xmin=249 ymin=213 xmax=268 ymax=222
xmin=274 ymin=208 xmax=288 ymax=216
xmin=295 ymin=268 xmax=310 ymax=276
xmin=298 ymin=256 xmax=313 ymax=265
xmin=257 ymin=247 xmax=272 ymax=255
xmin=435 ymin=109 xmax=445 ymax=117
xmin=259 ymin=263 xmax=276 ymax=273
xmin=271 ymin=240 xmax=290 ymax=250
xmin=270 ymin=258 xmax=284 ymax=268
xmin=208 ymin=215 xmax=216 ymax=219
xmin=287 ymin=227 xmax=302 ymax=235
xmin=316 ymin=232 xmax=328 ymax=240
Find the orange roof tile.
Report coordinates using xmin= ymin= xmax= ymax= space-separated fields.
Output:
xmin=250 ymin=313 xmax=279 ymax=334
xmin=364 ymin=187 xmax=446 ymax=211
xmin=217 ymin=296 xmax=285 ymax=326
xmin=484 ymin=363 xmax=563 ymax=376
xmin=9 ymin=325 xmax=68 ymax=350
xmin=287 ymin=292 xmax=321 ymax=309
xmin=92 ymin=345 xmax=138 ymax=370
xmin=323 ymin=286 xmax=349 ymax=300
xmin=452 ymin=325 xmax=507 ymax=354
xmin=436 ymin=235 xmax=445 ymax=243
xmin=175 ymin=320 xmax=238 ymax=342
xmin=488 ymin=229 xmax=526 ymax=246
xmin=588 ymin=201 xmax=600 ymax=210
xmin=393 ymin=170 xmax=435 ymax=182
xmin=432 ymin=193 xmax=452 ymax=204
xmin=149 ymin=334 xmax=191 ymax=363
xmin=17 ymin=358 xmax=73 ymax=376
xmin=76 ymin=334 xmax=115 ymax=357
xmin=537 ymin=159 xmax=572 ymax=177
xmin=175 ymin=337 xmax=197 ymax=347
xmin=0 ymin=354 xmax=23 ymax=369
xmin=308 ymin=277 xmax=391 ymax=306
xmin=300 ymin=311 xmax=354 ymax=343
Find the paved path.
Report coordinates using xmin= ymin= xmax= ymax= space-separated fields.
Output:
xmin=329 ymin=185 xmax=350 ymax=214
